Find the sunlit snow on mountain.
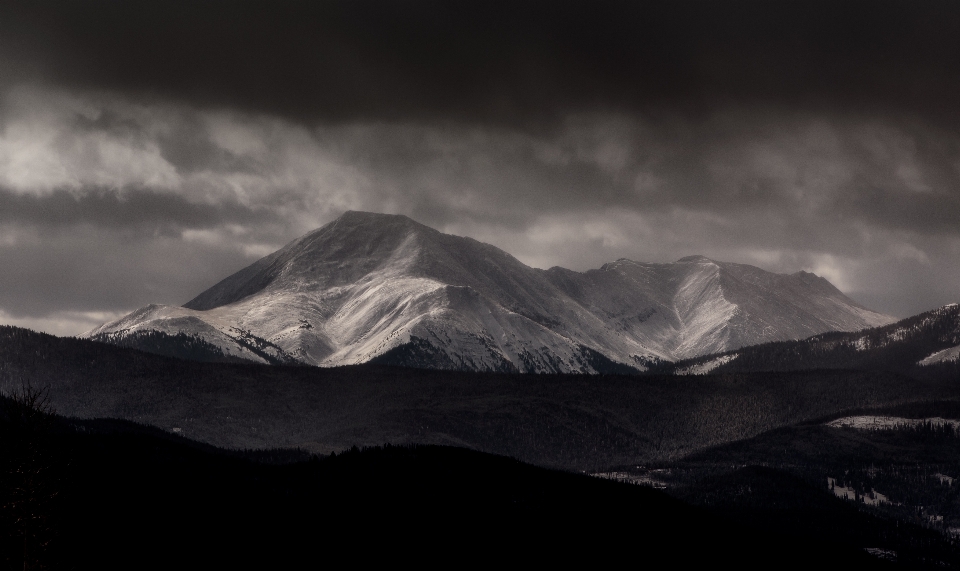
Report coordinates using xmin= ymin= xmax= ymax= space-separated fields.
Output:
xmin=85 ymin=212 xmax=894 ymax=373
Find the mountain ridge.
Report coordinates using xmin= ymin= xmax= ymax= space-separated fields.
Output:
xmin=668 ymin=303 xmax=960 ymax=376
xmin=85 ymin=211 xmax=894 ymax=372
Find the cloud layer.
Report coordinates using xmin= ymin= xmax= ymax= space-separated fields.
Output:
xmin=0 ymin=1 xmax=958 ymax=334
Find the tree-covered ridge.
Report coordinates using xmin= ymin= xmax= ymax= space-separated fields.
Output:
xmin=667 ymin=304 xmax=960 ymax=375
xmin=2 ymin=325 xmax=957 ymax=470
xmin=88 ymin=329 xmax=252 ymax=364
xmin=647 ymin=400 xmax=960 ymax=567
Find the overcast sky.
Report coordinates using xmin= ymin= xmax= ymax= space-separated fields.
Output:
xmin=1 ymin=0 xmax=959 ymax=336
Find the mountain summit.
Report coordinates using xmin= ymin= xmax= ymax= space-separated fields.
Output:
xmin=85 ymin=211 xmax=895 ymax=372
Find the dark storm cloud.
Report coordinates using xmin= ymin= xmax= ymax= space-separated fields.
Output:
xmin=3 ymin=0 xmax=960 ymax=125
xmin=334 ymin=111 xmax=960 ymax=242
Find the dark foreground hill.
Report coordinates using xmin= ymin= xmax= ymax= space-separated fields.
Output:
xmin=3 ymin=326 xmax=957 ymax=470
xmin=0 ymin=391 xmax=890 ymax=570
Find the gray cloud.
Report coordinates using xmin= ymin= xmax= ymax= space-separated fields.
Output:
xmin=0 ymin=187 xmax=273 ymax=230
xmin=0 ymin=222 xmax=263 ymax=319
xmin=1 ymin=83 xmax=959 ymax=334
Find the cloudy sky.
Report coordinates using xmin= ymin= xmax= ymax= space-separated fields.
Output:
xmin=1 ymin=0 xmax=959 ymax=336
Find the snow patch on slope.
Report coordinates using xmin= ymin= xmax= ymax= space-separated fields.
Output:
xmin=675 ymin=353 xmax=738 ymax=376
xmin=86 ymin=305 xmax=278 ymax=364
xmin=919 ymin=345 xmax=960 ymax=366
xmin=671 ymin=259 xmax=739 ymax=358
xmin=826 ymin=416 xmax=960 ymax=430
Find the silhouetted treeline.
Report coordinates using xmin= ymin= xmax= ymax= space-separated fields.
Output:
xmin=0 ymin=385 xmax=68 ymax=571
xmin=372 ymin=336 xmax=646 ymax=374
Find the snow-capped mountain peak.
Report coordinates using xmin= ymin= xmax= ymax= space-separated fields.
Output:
xmin=86 ymin=211 xmax=896 ymax=372
xmin=675 ymin=255 xmax=717 ymax=264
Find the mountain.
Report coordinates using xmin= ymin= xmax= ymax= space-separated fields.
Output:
xmin=670 ymin=303 xmax=960 ymax=375
xmin=84 ymin=211 xmax=894 ymax=373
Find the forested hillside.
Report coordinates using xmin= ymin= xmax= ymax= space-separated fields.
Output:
xmin=631 ymin=400 xmax=960 ymax=567
xmin=2 ymin=325 xmax=956 ymax=470
xmin=668 ymin=304 xmax=960 ymax=378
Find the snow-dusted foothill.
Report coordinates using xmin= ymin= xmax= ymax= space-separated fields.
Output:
xmin=809 ymin=302 xmax=960 ymax=365
xmin=919 ymin=344 xmax=960 ymax=366
xmin=85 ymin=211 xmax=894 ymax=373
xmin=826 ymin=416 xmax=960 ymax=431
xmin=674 ymin=354 xmax=739 ymax=376
xmin=665 ymin=301 xmax=960 ymax=375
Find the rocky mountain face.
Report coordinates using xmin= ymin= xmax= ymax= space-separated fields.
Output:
xmin=85 ymin=211 xmax=895 ymax=373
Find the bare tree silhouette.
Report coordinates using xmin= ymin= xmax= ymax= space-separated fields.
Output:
xmin=1 ymin=382 xmax=63 ymax=570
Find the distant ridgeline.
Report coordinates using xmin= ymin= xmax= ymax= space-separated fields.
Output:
xmin=666 ymin=303 xmax=960 ymax=377
xmin=87 ymin=330 xmax=250 ymax=364
xmin=87 ymin=329 xmax=299 ymax=366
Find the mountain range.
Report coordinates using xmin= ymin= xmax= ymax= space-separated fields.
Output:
xmin=85 ymin=211 xmax=894 ymax=373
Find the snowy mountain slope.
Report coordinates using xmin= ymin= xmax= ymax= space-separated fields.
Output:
xmin=668 ymin=303 xmax=960 ymax=375
xmin=540 ymin=255 xmax=891 ymax=359
xmin=85 ymin=211 xmax=895 ymax=372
